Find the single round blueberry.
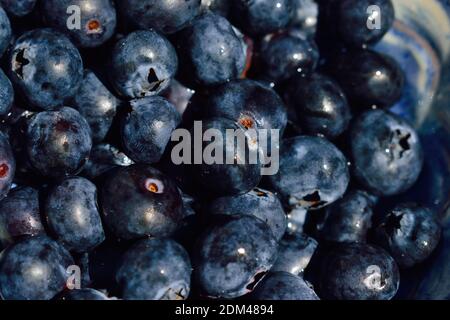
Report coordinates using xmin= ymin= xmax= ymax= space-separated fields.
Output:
xmin=61 ymin=288 xmax=109 ymax=300
xmin=45 ymin=176 xmax=105 ymax=253
xmin=41 ymin=0 xmax=117 ymax=48
xmin=272 ymin=233 xmax=318 ymax=275
xmin=268 ymin=136 xmax=350 ymax=210
xmin=0 ymin=6 xmax=11 ymax=58
xmin=121 ymin=96 xmax=181 ymax=164
xmin=231 ymin=0 xmax=294 ymax=35
xmin=327 ymin=49 xmax=404 ymax=110
xmin=116 ymin=238 xmax=192 ymax=300
xmin=176 ymin=12 xmax=246 ymax=86
xmin=0 ymin=186 xmax=45 ymax=247
xmin=317 ymin=243 xmax=399 ymax=300
xmin=284 ymin=73 xmax=352 ymax=139
xmin=109 ymin=30 xmax=178 ymax=99
xmin=375 ymin=203 xmax=442 ymax=269
xmin=206 ymin=187 xmax=287 ymax=241
xmin=260 ymin=30 xmax=319 ymax=82
xmin=187 ymin=118 xmax=262 ymax=198
xmin=252 ymin=272 xmax=319 ymax=300
xmin=72 ymin=70 xmax=119 ymax=143
xmin=320 ymin=189 xmax=374 ymax=243
xmin=201 ymin=0 xmax=230 ymax=16
xmin=0 ymin=235 xmax=74 ymax=300
xmin=0 ymin=131 xmax=15 ymax=200
xmin=101 ymin=165 xmax=184 ymax=240
xmin=118 ymin=0 xmax=201 ymax=34
xmin=350 ymin=110 xmax=424 ymax=196
xmin=194 ymin=215 xmax=278 ymax=298
xmin=0 ymin=68 xmax=14 ymax=116
xmin=26 ymin=107 xmax=93 ymax=178
xmin=0 ymin=0 xmax=36 ymax=17
xmin=8 ymin=28 xmax=84 ymax=110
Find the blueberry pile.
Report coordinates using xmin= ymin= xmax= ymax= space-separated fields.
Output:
xmin=0 ymin=0 xmax=444 ymax=300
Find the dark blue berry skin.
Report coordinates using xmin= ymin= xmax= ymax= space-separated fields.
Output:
xmin=42 ymin=0 xmax=117 ymax=48
xmin=194 ymin=215 xmax=278 ymax=298
xmin=285 ymin=207 xmax=308 ymax=234
xmin=101 ymin=165 xmax=184 ymax=240
xmin=45 ymin=177 xmax=105 ymax=253
xmin=320 ymin=190 xmax=375 ymax=243
xmin=201 ymin=0 xmax=230 ymax=16
xmin=206 ymin=188 xmax=287 ymax=241
xmin=290 ymin=0 xmax=318 ymax=36
xmin=318 ymin=243 xmax=399 ymax=300
xmin=116 ymin=238 xmax=192 ymax=300
xmin=0 ymin=131 xmax=15 ymax=200
xmin=0 ymin=235 xmax=74 ymax=300
xmin=284 ymin=73 xmax=351 ymax=139
xmin=350 ymin=110 xmax=424 ymax=196
xmin=122 ymin=96 xmax=181 ymax=164
xmin=72 ymin=70 xmax=119 ymax=143
xmin=0 ymin=0 xmax=36 ymax=17
xmin=335 ymin=0 xmax=395 ymax=47
xmin=231 ymin=0 xmax=294 ymax=36
xmin=252 ymin=272 xmax=319 ymax=300
xmin=109 ymin=30 xmax=178 ymax=99
xmin=0 ymin=6 xmax=11 ymax=58
xmin=26 ymin=107 xmax=93 ymax=178
xmin=61 ymin=288 xmax=109 ymax=300
xmin=375 ymin=204 xmax=442 ymax=269
xmin=0 ymin=186 xmax=44 ymax=247
xmin=327 ymin=49 xmax=404 ymax=111
xmin=272 ymin=233 xmax=318 ymax=275
xmin=188 ymin=118 xmax=262 ymax=198
xmin=176 ymin=12 xmax=246 ymax=87
xmin=0 ymin=69 xmax=14 ymax=117
xmin=81 ymin=143 xmax=133 ymax=180
xmin=201 ymin=79 xmax=288 ymax=133
xmin=260 ymin=30 xmax=319 ymax=82
xmin=8 ymin=28 xmax=84 ymax=110
xmin=118 ymin=0 xmax=201 ymax=34
xmin=268 ymin=136 xmax=350 ymax=210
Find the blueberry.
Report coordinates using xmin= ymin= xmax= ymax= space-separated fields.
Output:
xmin=72 ymin=70 xmax=119 ymax=143
xmin=375 ymin=203 xmax=442 ymax=269
xmin=318 ymin=243 xmax=399 ymax=300
xmin=176 ymin=12 xmax=246 ymax=86
xmin=319 ymin=189 xmax=375 ymax=243
xmin=259 ymin=30 xmax=319 ymax=82
xmin=350 ymin=110 xmax=423 ymax=196
xmin=187 ymin=118 xmax=262 ymax=197
xmin=284 ymin=73 xmax=351 ymax=139
xmin=201 ymin=0 xmax=230 ymax=16
xmin=285 ymin=207 xmax=308 ymax=234
xmin=45 ymin=176 xmax=105 ymax=253
xmin=0 ymin=0 xmax=36 ymax=17
xmin=290 ymin=0 xmax=318 ymax=36
xmin=0 ymin=6 xmax=11 ymax=58
xmin=231 ymin=0 xmax=294 ymax=35
xmin=0 ymin=235 xmax=74 ymax=300
xmin=0 ymin=186 xmax=44 ymax=247
xmin=8 ymin=29 xmax=84 ymax=110
xmin=0 ymin=131 xmax=15 ymax=199
xmin=118 ymin=0 xmax=201 ymax=34
xmin=194 ymin=215 xmax=278 ymax=298
xmin=121 ymin=96 xmax=181 ymax=164
xmin=271 ymin=233 xmax=318 ymax=275
xmin=41 ymin=0 xmax=117 ymax=48
xmin=26 ymin=107 xmax=93 ymax=178
xmin=206 ymin=187 xmax=287 ymax=241
xmin=252 ymin=272 xmax=319 ymax=300
xmin=327 ymin=49 xmax=404 ymax=110
xmin=0 ymin=68 xmax=14 ymax=117
xmin=61 ymin=288 xmax=109 ymax=300
xmin=268 ymin=136 xmax=350 ymax=210
xmin=101 ymin=164 xmax=184 ymax=240
xmin=109 ymin=30 xmax=178 ymax=99
xmin=116 ymin=238 xmax=192 ymax=300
